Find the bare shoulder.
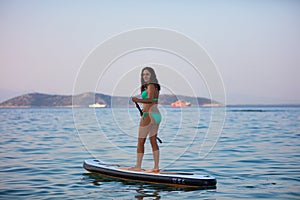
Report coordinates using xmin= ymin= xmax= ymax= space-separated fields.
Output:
xmin=148 ymin=83 xmax=156 ymax=90
xmin=147 ymin=84 xmax=158 ymax=94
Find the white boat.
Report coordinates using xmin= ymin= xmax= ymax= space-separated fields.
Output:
xmin=88 ymin=103 xmax=107 ymax=108
xmin=171 ymin=100 xmax=191 ymax=107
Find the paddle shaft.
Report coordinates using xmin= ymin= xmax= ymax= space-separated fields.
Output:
xmin=134 ymin=102 xmax=162 ymax=144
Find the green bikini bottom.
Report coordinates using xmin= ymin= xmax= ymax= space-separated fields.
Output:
xmin=142 ymin=112 xmax=162 ymax=124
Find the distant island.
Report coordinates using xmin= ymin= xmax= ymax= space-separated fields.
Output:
xmin=0 ymin=92 xmax=221 ymax=108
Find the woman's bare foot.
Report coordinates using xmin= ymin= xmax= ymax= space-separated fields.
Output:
xmin=151 ymin=168 xmax=160 ymax=173
xmin=128 ymin=166 xmax=144 ymax=171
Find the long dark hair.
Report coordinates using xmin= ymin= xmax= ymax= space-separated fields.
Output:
xmin=140 ymin=67 xmax=161 ymax=93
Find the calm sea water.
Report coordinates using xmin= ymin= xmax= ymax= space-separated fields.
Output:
xmin=0 ymin=106 xmax=299 ymax=199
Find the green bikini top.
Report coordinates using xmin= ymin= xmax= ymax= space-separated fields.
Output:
xmin=141 ymin=90 xmax=158 ymax=101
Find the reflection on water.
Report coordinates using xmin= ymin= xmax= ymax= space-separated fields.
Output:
xmin=82 ymin=172 xmax=216 ymax=199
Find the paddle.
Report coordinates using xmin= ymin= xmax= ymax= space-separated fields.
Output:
xmin=134 ymin=102 xmax=162 ymax=144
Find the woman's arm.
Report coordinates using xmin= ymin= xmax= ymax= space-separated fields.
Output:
xmin=132 ymin=97 xmax=155 ymax=104
xmin=132 ymin=84 xmax=158 ymax=104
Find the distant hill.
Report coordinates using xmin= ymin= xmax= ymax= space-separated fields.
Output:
xmin=0 ymin=92 xmax=219 ymax=108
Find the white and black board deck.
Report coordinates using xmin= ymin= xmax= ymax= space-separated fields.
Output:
xmin=83 ymin=159 xmax=217 ymax=187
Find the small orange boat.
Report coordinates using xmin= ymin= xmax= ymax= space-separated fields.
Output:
xmin=171 ymin=100 xmax=191 ymax=107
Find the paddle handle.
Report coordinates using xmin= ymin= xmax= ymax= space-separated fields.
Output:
xmin=135 ymin=102 xmax=143 ymax=117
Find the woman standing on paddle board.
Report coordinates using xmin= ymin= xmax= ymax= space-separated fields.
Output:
xmin=131 ymin=67 xmax=161 ymax=172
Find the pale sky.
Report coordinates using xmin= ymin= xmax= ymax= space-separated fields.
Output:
xmin=0 ymin=0 xmax=299 ymax=104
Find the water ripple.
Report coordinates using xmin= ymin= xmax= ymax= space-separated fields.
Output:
xmin=0 ymin=106 xmax=299 ymax=199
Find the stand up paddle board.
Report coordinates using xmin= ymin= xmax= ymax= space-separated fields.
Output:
xmin=83 ymin=159 xmax=217 ymax=187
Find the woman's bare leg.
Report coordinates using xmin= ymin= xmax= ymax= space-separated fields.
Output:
xmin=130 ymin=137 xmax=146 ymax=171
xmin=149 ymin=134 xmax=160 ymax=172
